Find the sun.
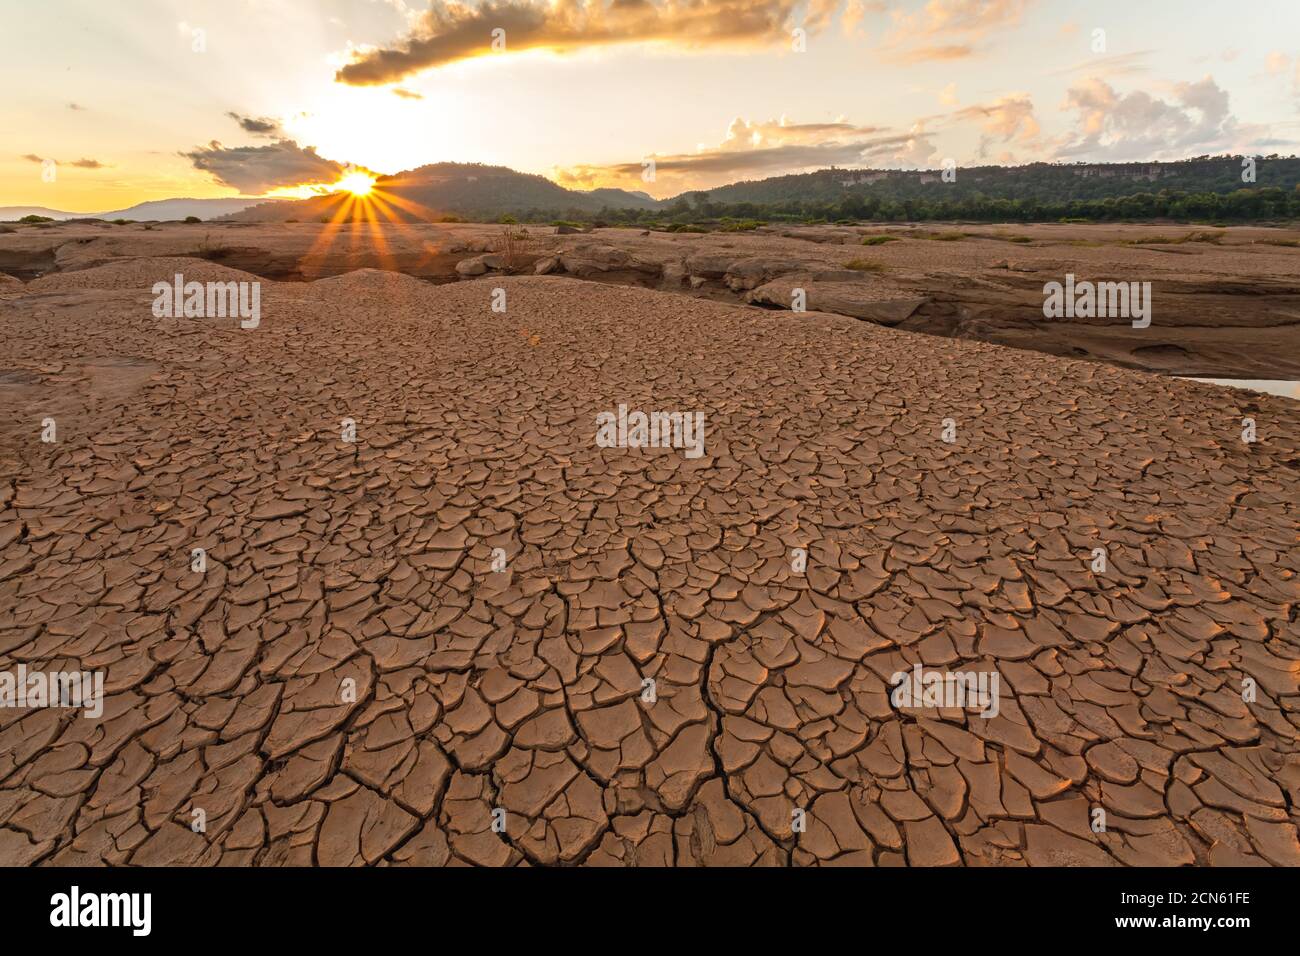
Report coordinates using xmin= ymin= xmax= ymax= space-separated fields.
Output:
xmin=335 ymin=170 xmax=376 ymax=197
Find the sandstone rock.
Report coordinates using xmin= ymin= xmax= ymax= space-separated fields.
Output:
xmin=660 ymin=261 xmax=687 ymax=289
xmin=557 ymin=243 xmax=651 ymax=278
xmin=744 ymin=277 xmax=929 ymax=325
xmin=455 ymin=253 xmax=503 ymax=276
xmin=722 ymin=256 xmax=813 ymax=292
xmin=683 ymin=252 xmax=737 ymax=280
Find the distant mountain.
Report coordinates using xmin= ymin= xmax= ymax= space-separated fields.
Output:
xmin=668 ymin=157 xmax=1300 ymax=206
xmin=0 ymin=197 xmax=278 ymax=222
xmin=12 ymin=156 xmax=1293 ymax=227
xmin=226 ymin=163 xmax=662 ymax=222
xmin=99 ymin=197 xmax=280 ymax=221
xmin=583 ymin=187 xmax=659 ymax=210
xmin=0 ymin=206 xmax=73 ymax=221
xmin=227 ymin=156 xmax=1300 ymax=224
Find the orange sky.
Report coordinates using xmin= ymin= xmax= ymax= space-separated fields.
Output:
xmin=2 ymin=0 xmax=1297 ymax=211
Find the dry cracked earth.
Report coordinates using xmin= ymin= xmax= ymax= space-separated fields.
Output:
xmin=0 ymin=252 xmax=1298 ymax=867
xmin=4 ymin=219 xmax=1300 ymax=380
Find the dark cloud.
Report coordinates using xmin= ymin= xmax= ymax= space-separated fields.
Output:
xmin=555 ymin=122 xmax=934 ymax=193
xmin=226 ymin=112 xmax=285 ymax=137
xmin=336 ymin=0 xmax=811 ymax=85
xmin=20 ymin=154 xmax=107 ymax=169
xmin=182 ymin=140 xmax=347 ymax=194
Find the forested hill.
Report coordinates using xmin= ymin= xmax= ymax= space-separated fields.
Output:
xmin=223 ymin=156 xmax=1300 ymax=224
xmin=677 ymin=157 xmax=1300 ymax=206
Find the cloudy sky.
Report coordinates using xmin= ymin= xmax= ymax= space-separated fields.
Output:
xmin=3 ymin=0 xmax=1298 ymax=209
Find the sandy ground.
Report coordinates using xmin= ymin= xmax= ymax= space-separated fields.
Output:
xmin=0 ymin=256 xmax=1297 ymax=867
xmin=3 ymin=219 xmax=1299 ymax=378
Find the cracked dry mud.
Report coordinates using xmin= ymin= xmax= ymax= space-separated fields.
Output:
xmin=0 ymin=258 xmax=1298 ymax=868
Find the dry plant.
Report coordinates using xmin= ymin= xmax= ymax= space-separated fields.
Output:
xmin=495 ymin=225 xmax=531 ymax=272
xmin=194 ymin=231 xmax=234 ymax=259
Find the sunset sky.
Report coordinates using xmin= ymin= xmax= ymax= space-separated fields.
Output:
xmin=3 ymin=0 xmax=1298 ymax=210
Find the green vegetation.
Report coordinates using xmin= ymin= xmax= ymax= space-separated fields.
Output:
xmin=19 ymin=214 xmax=54 ymax=223
xmin=860 ymin=235 xmax=899 ymax=245
xmin=1124 ymin=234 xmax=1182 ymax=244
xmin=184 ymin=216 xmax=202 ymax=224
xmin=489 ymin=183 xmax=1300 ymax=230
xmin=497 ymin=156 xmax=1300 ymax=228
xmin=844 ymin=259 xmax=888 ymax=273
xmin=240 ymin=156 xmax=1300 ymax=228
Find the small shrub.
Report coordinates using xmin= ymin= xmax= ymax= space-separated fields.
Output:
xmin=860 ymin=235 xmax=899 ymax=245
xmin=844 ymin=259 xmax=887 ymax=273
xmin=184 ymin=216 xmax=202 ymax=224
xmin=19 ymin=214 xmax=54 ymax=224
xmin=195 ymin=232 xmax=234 ymax=258
xmin=494 ymin=226 xmax=530 ymax=271
xmin=925 ymin=231 xmax=966 ymax=241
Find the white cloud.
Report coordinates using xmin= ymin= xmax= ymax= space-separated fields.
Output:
xmin=1054 ymin=76 xmax=1269 ymax=161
